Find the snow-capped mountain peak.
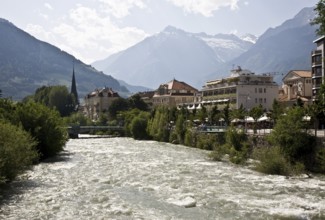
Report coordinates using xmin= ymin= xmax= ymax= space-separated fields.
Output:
xmin=240 ymin=34 xmax=258 ymax=44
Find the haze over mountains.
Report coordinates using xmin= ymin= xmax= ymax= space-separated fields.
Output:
xmin=93 ymin=7 xmax=317 ymax=89
xmin=0 ymin=6 xmax=319 ymax=100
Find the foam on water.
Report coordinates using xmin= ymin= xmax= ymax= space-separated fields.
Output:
xmin=0 ymin=137 xmax=324 ymax=219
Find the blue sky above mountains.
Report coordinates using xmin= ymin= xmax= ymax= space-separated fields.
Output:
xmin=0 ymin=0 xmax=318 ymax=64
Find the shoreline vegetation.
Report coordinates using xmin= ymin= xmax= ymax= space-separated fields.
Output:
xmin=1 ymin=86 xmax=325 ymax=186
xmin=67 ymin=94 xmax=325 ymax=177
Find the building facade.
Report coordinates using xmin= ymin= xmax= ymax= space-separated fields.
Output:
xmin=201 ymin=67 xmax=278 ymax=111
xmin=312 ymin=36 xmax=325 ymax=100
xmin=280 ymin=70 xmax=312 ymax=105
xmin=84 ymin=87 xmax=119 ymax=120
xmin=152 ymin=79 xmax=200 ymax=107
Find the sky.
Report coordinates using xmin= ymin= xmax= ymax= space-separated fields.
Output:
xmin=0 ymin=0 xmax=319 ymax=64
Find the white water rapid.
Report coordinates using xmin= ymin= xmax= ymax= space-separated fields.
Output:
xmin=0 ymin=137 xmax=324 ymax=219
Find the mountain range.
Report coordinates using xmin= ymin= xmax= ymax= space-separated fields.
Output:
xmin=93 ymin=26 xmax=255 ymax=89
xmin=209 ymin=7 xmax=318 ymax=83
xmin=93 ymin=7 xmax=318 ymax=89
xmin=0 ymin=7 xmax=319 ymax=100
xmin=0 ymin=18 xmax=128 ymax=100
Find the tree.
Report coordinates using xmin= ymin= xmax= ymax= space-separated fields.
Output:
xmin=108 ymin=98 xmax=130 ymax=119
xmin=147 ymin=106 xmax=170 ymax=142
xmin=16 ymin=102 xmax=68 ymax=159
xmin=64 ymin=112 xmax=91 ymax=126
xmin=311 ymin=0 xmax=325 ymax=36
xmin=130 ymin=114 xmax=150 ymax=140
xmin=230 ymin=104 xmax=245 ymax=121
xmin=30 ymin=85 xmax=76 ymax=117
xmin=128 ymin=94 xmax=148 ymax=111
xmin=269 ymin=99 xmax=284 ymax=125
xmin=268 ymin=107 xmax=316 ymax=165
xmin=223 ymin=102 xmax=230 ymax=126
xmin=48 ymin=86 xmax=76 ymax=117
xmin=175 ymin=111 xmax=186 ymax=144
xmin=209 ymin=105 xmax=219 ymax=124
xmin=307 ymin=83 xmax=325 ymax=133
xmin=197 ymin=105 xmax=207 ymax=123
xmin=250 ymin=104 xmax=264 ymax=133
xmin=0 ymin=98 xmax=18 ymax=123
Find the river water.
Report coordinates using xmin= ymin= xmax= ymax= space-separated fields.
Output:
xmin=0 ymin=137 xmax=325 ymax=219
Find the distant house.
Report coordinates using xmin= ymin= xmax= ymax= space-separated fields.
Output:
xmin=280 ymin=70 xmax=312 ymax=105
xmin=152 ymin=79 xmax=200 ymax=107
xmin=200 ymin=66 xmax=278 ymax=111
xmin=84 ymin=87 xmax=119 ymax=120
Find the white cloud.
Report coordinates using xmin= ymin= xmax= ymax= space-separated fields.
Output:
xmin=26 ymin=24 xmax=54 ymax=40
xmin=167 ymin=0 xmax=239 ymax=17
xmin=44 ymin=3 xmax=53 ymax=10
xmin=39 ymin=12 xmax=49 ymax=20
xmin=26 ymin=5 xmax=148 ymax=63
xmin=98 ymin=0 xmax=147 ymax=18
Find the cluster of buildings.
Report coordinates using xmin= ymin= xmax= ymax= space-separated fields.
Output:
xmin=79 ymin=36 xmax=325 ymax=120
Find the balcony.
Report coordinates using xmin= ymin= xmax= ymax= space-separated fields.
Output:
xmin=312 ymin=72 xmax=322 ymax=78
xmin=311 ymin=50 xmax=322 ymax=56
xmin=312 ymin=61 xmax=322 ymax=67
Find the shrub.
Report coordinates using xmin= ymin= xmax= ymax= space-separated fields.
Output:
xmin=0 ymin=121 xmax=38 ymax=183
xmin=196 ymin=134 xmax=217 ymax=150
xmin=15 ymin=102 xmax=67 ymax=159
xmin=253 ymin=146 xmax=306 ymax=176
xmin=184 ymin=128 xmax=195 ymax=147
xmin=224 ymin=126 xmax=251 ymax=164
xmin=253 ymin=146 xmax=291 ymax=175
xmin=310 ymin=146 xmax=325 ymax=174
xmin=169 ymin=131 xmax=179 ymax=144
xmin=209 ymin=144 xmax=227 ymax=161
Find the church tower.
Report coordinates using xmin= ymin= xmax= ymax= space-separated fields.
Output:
xmin=71 ymin=63 xmax=79 ymax=104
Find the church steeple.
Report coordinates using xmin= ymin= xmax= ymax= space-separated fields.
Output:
xmin=71 ymin=62 xmax=79 ymax=104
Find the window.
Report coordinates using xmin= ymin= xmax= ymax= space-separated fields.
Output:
xmin=264 ymin=88 xmax=266 ymax=93
xmin=264 ymin=98 xmax=266 ymax=103
xmin=255 ymin=98 xmax=257 ymax=103
xmin=259 ymin=88 xmax=263 ymax=93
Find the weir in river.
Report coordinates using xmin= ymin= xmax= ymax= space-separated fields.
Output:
xmin=0 ymin=137 xmax=324 ymax=219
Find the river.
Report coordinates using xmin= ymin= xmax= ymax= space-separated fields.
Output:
xmin=0 ymin=137 xmax=324 ymax=219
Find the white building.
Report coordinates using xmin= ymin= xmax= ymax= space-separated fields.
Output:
xmin=84 ymin=87 xmax=119 ymax=120
xmin=201 ymin=67 xmax=279 ymax=111
xmin=280 ymin=70 xmax=312 ymax=105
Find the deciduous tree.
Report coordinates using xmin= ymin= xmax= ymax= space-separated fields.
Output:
xmin=312 ymin=0 xmax=325 ymax=36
